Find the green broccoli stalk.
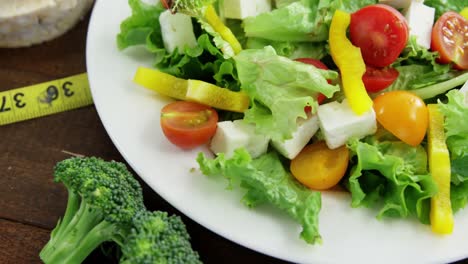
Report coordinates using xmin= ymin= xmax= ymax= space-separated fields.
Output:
xmin=39 ymin=157 xmax=145 ymax=264
xmin=120 ymin=210 xmax=202 ymax=264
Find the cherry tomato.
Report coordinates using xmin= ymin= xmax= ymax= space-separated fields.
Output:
xmin=295 ymin=58 xmax=328 ymax=113
xmin=295 ymin=58 xmax=329 ymax=71
xmin=431 ymin=12 xmax=468 ymax=70
xmin=290 ymin=141 xmax=349 ymax=190
xmin=161 ymin=101 xmax=218 ymax=149
xmin=373 ymin=91 xmax=428 ymax=146
xmin=350 ymin=4 xmax=409 ymax=67
xmin=362 ymin=66 xmax=399 ymax=93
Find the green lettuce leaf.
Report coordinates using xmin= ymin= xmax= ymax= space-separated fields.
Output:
xmin=117 ymin=0 xmax=166 ymax=53
xmin=424 ymin=0 xmax=467 ymax=19
xmin=197 ymin=148 xmax=322 ymax=244
xmin=275 ymin=0 xmax=299 ymax=8
xmin=438 ymin=90 xmax=468 ymax=212
xmin=246 ymin=38 xmax=328 ymax=59
xmin=347 ymin=136 xmax=437 ymax=224
xmin=384 ymin=37 xmax=468 ymax=99
xmin=156 ymin=33 xmax=240 ymax=90
xmin=392 ymin=36 xmax=450 ymax=74
xmin=116 ymin=0 xmax=240 ymax=91
xmin=243 ymin=0 xmax=377 ymax=42
xmin=234 ymin=46 xmax=339 ymax=141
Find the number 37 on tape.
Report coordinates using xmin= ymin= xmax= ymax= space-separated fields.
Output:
xmin=0 ymin=73 xmax=94 ymax=126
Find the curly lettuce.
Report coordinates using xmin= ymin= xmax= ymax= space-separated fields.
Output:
xmin=197 ymin=148 xmax=322 ymax=244
xmin=347 ymin=136 xmax=438 ymax=224
xmin=234 ymin=46 xmax=339 ymax=142
xmin=243 ymin=0 xmax=377 ymax=42
xmin=424 ymin=0 xmax=467 ymax=19
xmin=384 ymin=37 xmax=468 ymax=99
xmin=438 ymin=90 xmax=468 ymax=212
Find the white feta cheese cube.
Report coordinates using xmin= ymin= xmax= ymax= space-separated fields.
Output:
xmin=404 ymin=1 xmax=435 ymax=49
xmin=159 ymin=10 xmax=197 ymax=54
xmin=233 ymin=120 xmax=270 ymax=158
xmin=223 ymin=0 xmax=271 ymax=19
xmin=378 ymin=0 xmax=421 ymax=11
xmin=210 ymin=120 xmax=269 ymax=158
xmin=271 ymin=115 xmax=319 ymax=159
xmin=318 ymin=100 xmax=377 ymax=149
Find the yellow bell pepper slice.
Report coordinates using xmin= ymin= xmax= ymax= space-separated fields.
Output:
xmin=427 ymin=104 xmax=454 ymax=235
xmin=460 ymin=7 xmax=468 ymax=20
xmin=204 ymin=5 xmax=242 ymax=54
xmin=329 ymin=10 xmax=373 ymax=115
xmin=133 ymin=66 xmax=249 ymax=112
xmin=186 ymin=80 xmax=249 ymax=113
xmin=133 ymin=67 xmax=188 ymax=100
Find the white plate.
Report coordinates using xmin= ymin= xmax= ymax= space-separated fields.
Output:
xmin=86 ymin=1 xmax=468 ymax=263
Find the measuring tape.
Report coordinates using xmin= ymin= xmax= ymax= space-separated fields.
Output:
xmin=0 ymin=73 xmax=93 ymax=126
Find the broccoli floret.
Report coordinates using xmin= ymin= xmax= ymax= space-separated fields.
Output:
xmin=40 ymin=157 xmax=145 ymax=264
xmin=120 ymin=210 xmax=202 ymax=264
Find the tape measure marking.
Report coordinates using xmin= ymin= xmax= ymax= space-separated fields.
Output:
xmin=0 ymin=73 xmax=93 ymax=125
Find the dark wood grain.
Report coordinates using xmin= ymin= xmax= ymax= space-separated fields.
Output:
xmin=0 ymin=219 xmax=49 ymax=264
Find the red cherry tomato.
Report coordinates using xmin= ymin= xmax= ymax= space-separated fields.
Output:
xmin=295 ymin=58 xmax=329 ymax=113
xmin=431 ymin=12 xmax=468 ymax=70
xmin=160 ymin=101 xmax=218 ymax=149
xmin=350 ymin=4 xmax=409 ymax=67
xmin=362 ymin=66 xmax=399 ymax=93
xmin=373 ymin=91 xmax=428 ymax=146
xmin=295 ymin=58 xmax=329 ymax=72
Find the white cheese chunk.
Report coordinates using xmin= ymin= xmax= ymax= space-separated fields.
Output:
xmin=378 ymin=0 xmax=422 ymax=11
xmin=210 ymin=120 xmax=269 ymax=158
xmin=223 ymin=0 xmax=272 ymax=20
xmin=159 ymin=10 xmax=197 ymax=54
xmin=0 ymin=0 xmax=94 ymax=47
xmin=404 ymin=1 xmax=436 ymax=49
xmin=271 ymin=115 xmax=319 ymax=159
xmin=318 ymin=100 xmax=377 ymax=149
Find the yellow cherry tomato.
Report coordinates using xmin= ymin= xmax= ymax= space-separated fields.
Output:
xmin=373 ymin=91 xmax=428 ymax=146
xmin=290 ymin=141 xmax=349 ymax=190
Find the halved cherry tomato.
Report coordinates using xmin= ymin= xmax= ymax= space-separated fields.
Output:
xmin=290 ymin=141 xmax=349 ymax=190
xmin=362 ymin=66 xmax=399 ymax=93
xmin=295 ymin=58 xmax=328 ymax=113
xmin=431 ymin=11 xmax=468 ymax=70
xmin=373 ymin=91 xmax=428 ymax=146
xmin=350 ymin=4 xmax=409 ymax=67
xmin=161 ymin=101 xmax=218 ymax=149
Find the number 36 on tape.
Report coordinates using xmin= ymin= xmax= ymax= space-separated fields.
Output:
xmin=0 ymin=73 xmax=93 ymax=126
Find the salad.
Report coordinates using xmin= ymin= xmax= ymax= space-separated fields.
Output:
xmin=116 ymin=0 xmax=468 ymax=245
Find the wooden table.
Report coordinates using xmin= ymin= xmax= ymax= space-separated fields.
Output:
xmin=1 ymin=9 xmax=467 ymax=264
xmin=0 ymin=13 xmax=286 ymax=264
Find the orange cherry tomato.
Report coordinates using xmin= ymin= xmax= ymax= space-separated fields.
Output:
xmin=431 ymin=11 xmax=468 ymax=70
xmin=373 ymin=91 xmax=428 ymax=146
xmin=161 ymin=101 xmax=218 ymax=149
xmin=290 ymin=141 xmax=349 ymax=190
